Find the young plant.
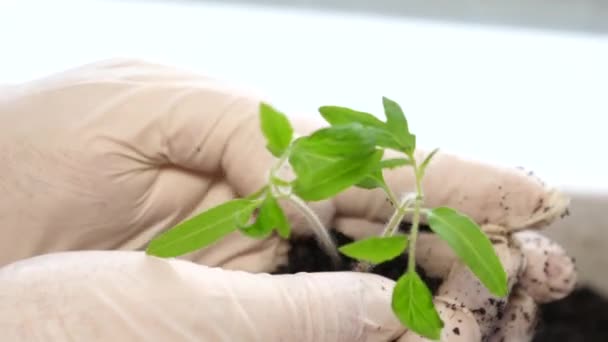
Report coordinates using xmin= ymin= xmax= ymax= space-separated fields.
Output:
xmin=328 ymin=100 xmax=508 ymax=339
xmin=145 ymin=97 xmax=508 ymax=340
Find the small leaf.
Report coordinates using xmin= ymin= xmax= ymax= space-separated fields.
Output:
xmin=356 ymin=157 xmax=410 ymax=190
xmin=380 ymin=158 xmax=411 ymax=169
xmin=288 ymin=147 xmax=336 ymax=186
xmin=289 ymin=123 xmax=379 ymax=175
xmin=273 ymin=207 xmax=291 ymax=239
xmin=260 ymin=103 xmax=294 ymax=157
xmin=241 ymin=196 xmax=291 ymax=239
xmin=356 ymin=169 xmax=386 ymax=190
xmin=319 ymin=105 xmax=403 ymax=151
xmin=319 ymin=106 xmax=386 ymax=129
xmin=146 ymin=199 xmax=257 ymax=257
xmin=382 ymin=96 xmax=409 ymax=133
xmin=427 ymin=207 xmax=508 ymax=297
xmin=419 ymin=148 xmax=439 ymax=175
xmin=244 ymin=186 xmax=269 ymax=202
xmin=293 ymin=123 xmax=376 ymax=158
xmin=392 ymin=272 xmax=443 ymax=340
xmin=292 ymin=150 xmax=384 ymax=201
xmin=339 ymin=235 xmax=408 ymax=264
xmin=382 ymin=97 xmax=416 ymax=153
xmin=240 ymin=220 xmax=269 ymax=238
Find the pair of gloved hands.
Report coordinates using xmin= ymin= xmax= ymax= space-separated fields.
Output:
xmin=0 ymin=59 xmax=576 ymax=341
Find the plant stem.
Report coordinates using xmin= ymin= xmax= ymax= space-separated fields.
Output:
xmin=286 ymin=194 xmax=341 ymax=266
xmin=270 ymin=148 xmax=290 ymax=174
xmin=268 ymin=148 xmax=340 ymax=266
xmin=269 ymin=149 xmax=291 ymax=186
xmin=356 ymin=183 xmax=414 ymax=273
xmin=381 ymin=197 xmax=410 ymax=238
xmin=384 ymin=185 xmax=400 ymax=208
xmin=407 ymin=158 xmax=424 ymax=274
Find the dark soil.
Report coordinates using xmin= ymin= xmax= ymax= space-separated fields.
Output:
xmin=274 ymin=227 xmax=608 ymax=342
xmin=274 ymin=228 xmax=443 ymax=292
xmin=533 ymin=287 xmax=608 ymax=342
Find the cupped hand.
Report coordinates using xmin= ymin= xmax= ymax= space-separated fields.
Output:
xmin=0 ymin=59 xmax=577 ymax=341
xmin=0 ymin=58 xmax=299 ymax=271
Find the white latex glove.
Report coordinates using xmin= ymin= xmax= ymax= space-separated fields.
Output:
xmin=0 ymin=251 xmax=401 ymax=341
xmin=0 ymin=59 xmax=576 ymax=341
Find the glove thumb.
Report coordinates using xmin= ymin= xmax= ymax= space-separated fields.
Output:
xmin=0 ymin=251 xmax=405 ymax=342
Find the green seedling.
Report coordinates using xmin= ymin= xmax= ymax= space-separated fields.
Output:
xmin=145 ymin=97 xmax=508 ymax=340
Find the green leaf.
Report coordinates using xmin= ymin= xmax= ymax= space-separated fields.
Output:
xmin=293 ymin=123 xmax=376 ymax=158
xmin=356 ymin=157 xmax=410 ymax=190
xmin=380 ymin=158 xmax=411 ymax=169
xmin=241 ymin=196 xmax=291 ymax=239
xmin=260 ymin=103 xmax=293 ymax=157
xmin=339 ymin=235 xmax=408 ymax=264
xmin=288 ymin=147 xmax=336 ymax=186
xmin=426 ymin=207 xmax=508 ymax=297
xmin=318 ymin=106 xmax=386 ymax=129
xmin=382 ymin=96 xmax=409 ymax=134
xmin=288 ymin=122 xmax=380 ymax=178
xmin=392 ymin=272 xmax=443 ymax=340
xmin=356 ymin=169 xmax=386 ymax=190
xmin=419 ymin=148 xmax=439 ymax=175
xmin=318 ymin=105 xmax=403 ymax=151
xmin=382 ymin=97 xmax=416 ymax=153
xmin=292 ymin=150 xmax=384 ymax=201
xmin=146 ymin=199 xmax=258 ymax=257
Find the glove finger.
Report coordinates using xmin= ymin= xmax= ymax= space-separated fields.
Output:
xmin=513 ymin=231 xmax=577 ymax=303
xmin=413 ymin=232 xmax=457 ymax=279
xmin=392 ymin=228 xmax=524 ymax=341
xmin=64 ymin=59 xmax=336 ymax=236
xmin=333 ymin=149 xmax=570 ymax=237
xmin=143 ymin=71 xmax=338 ymax=241
xmin=397 ymin=297 xmax=482 ymax=342
xmin=433 ymin=234 xmax=525 ymax=339
xmin=487 ymin=288 xmax=539 ymax=342
xmin=333 ymin=217 xmax=386 ymax=240
xmin=75 ymin=60 xmax=338 ymax=266
xmin=413 ymin=225 xmax=508 ymax=279
xmin=0 ymin=251 xmax=404 ymax=342
xmin=410 ymin=229 xmax=576 ymax=341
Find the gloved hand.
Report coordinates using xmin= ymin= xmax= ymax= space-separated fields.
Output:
xmin=0 ymin=59 xmax=576 ymax=341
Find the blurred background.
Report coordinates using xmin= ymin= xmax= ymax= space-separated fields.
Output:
xmin=1 ymin=0 xmax=607 ymax=298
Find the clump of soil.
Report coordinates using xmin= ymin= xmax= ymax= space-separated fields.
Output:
xmin=274 ymin=228 xmax=442 ymax=291
xmin=533 ymin=287 xmax=608 ymax=342
xmin=274 ymin=227 xmax=608 ymax=342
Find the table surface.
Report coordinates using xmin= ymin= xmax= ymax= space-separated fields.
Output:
xmin=1 ymin=0 xmax=607 ymax=193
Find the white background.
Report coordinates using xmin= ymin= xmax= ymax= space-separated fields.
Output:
xmin=1 ymin=0 xmax=607 ymax=193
